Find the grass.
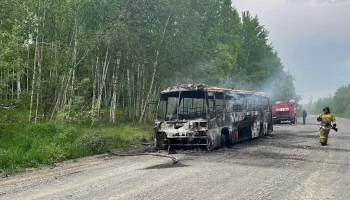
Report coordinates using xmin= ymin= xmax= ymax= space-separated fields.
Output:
xmin=0 ymin=122 xmax=153 ymax=175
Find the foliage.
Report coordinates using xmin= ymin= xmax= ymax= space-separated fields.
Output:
xmin=76 ymin=132 xmax=106 ymax=154
xmin=0 ymin=0 xmax=300 ymax=124
xmin=0 ymin=122 xmax=152 ymax=174
xmin=304 ymin=84 xmax=350 ymax=118
xmin=0 ymin=0 xmax=303 ymax=173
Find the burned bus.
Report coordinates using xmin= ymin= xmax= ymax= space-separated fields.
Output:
xmin=154 ymin=84 xmax=273 ymax=151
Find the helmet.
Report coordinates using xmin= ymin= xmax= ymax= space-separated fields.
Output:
xmin=323 ymin=107 xmax=330 ymax=112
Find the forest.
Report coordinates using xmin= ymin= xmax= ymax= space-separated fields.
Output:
xmin=304 ymin=84 xmax=350 ymax=118
xmin=1 ymin=0 xmax=300 ymax=124
xmin=0 ymin=0 xmax=300 ymax=173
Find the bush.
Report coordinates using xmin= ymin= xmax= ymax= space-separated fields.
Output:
xmin=0 ymin=122 xmax=152 ymax=174
xmin=76 ymin=132 xmax=106 ymax=154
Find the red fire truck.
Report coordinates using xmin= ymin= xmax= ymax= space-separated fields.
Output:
xmin=272 ymin=99 xmax=297 ymax=124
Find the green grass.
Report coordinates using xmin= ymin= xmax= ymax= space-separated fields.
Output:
xmin=0 ymin=122 xmax=153 ymax=175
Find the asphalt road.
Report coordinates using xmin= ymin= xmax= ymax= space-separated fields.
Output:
xmin=1 ymin=115 xmax=350 ymax=200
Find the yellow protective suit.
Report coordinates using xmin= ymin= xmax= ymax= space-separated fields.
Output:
xmin=317 ymin=113 xmax=336 ymax=145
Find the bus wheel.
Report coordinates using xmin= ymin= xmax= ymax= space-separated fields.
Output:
xmin=220 ymin=134 xmax=226 ymax=147
xmin=221 ymin=128 xmax=230 ymax=146
xmin=263 ymin=123 xmax=268 ymax=136
xmin=206 ymin=140 xmax=213 ymax=151
xmin=259 ymin=123 xmax=264 ymax=137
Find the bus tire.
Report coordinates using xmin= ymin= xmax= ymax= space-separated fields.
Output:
xmin=259 ymin=123 xmax=264 ymax=137
xmin=206 ymin=140 xmax=213 ymax=151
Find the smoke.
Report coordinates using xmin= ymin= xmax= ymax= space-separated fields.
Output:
xmin=162 ymin=60 xmax=217 ymax=88
xmin=171 ymin=61 xmax=277 ymax=101
xmin=260 ymin=79 xmax=279 ymax=102
xmin=162 ymin=55 xmax=300 ymax=105
xmin=286 ymin=0 xmax=350 ymax=3
xmin=166 ymin=59 xmax=246 ymax=90
xmin=314 ymin=0 xmax=349 ymax=3
xmin=258 ymin=71 xmax=302 ymax=103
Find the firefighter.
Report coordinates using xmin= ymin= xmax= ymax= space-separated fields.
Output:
xmin=316 ymin=107 xmax=336 ymax=146
xmin=302 ymin=109 xmax=307 ymax=125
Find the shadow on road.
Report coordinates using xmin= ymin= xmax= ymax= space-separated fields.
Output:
xmin=144 ymin=162 xmax=189 ymax=170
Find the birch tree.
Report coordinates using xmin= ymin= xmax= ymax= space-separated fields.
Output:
xmin=0 ymin=0 xmax=301 ymax=124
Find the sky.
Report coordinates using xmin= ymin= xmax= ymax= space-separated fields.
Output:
xmin=231 ymin=0 xmax=350 ymax=104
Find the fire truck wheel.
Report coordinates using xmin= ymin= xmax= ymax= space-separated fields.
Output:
xmin=291 ymin=118 xmax=296 ymax=124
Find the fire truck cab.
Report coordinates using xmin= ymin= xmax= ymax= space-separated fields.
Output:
xmin=272 ymin=99 xmax=297 ymax=124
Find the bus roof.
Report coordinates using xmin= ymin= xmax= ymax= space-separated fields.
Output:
xmin=160 ymin=84 xmax=268 ymax=97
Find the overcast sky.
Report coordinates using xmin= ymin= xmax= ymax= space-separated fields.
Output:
xmin=231 ymin=0 xmax=350 ymax=103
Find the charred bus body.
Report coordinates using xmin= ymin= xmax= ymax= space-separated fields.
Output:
xmin=154 ymin=84 xmax=273 ymax=150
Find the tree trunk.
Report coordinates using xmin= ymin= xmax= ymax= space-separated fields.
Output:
xmin=110 ymin=57 xmax=120 ymax=123
xmin=145 ymin=85 xmax=158 ymax=123
xmin=29 ymin=31 xmax=39 ymax=122
xmin=62 ymin=68 xmax=72 ymax=105
xmin=92 ymin=57 xmax=98 ymax=110
xmin=16 ymin=71 xmax=21 ymax=101
xmin=91 ymin=57 xmax=99 ymax=123
xmin=50 ymin=72 xmax=68 ymax=120
xmin=11 ymin=68 xmax=14 ymax=101
xmin=68 ymin=19 xmax=78 ymax=116
xmin=27 ymin=42 xmax=30 ymax=92
xmin=140 ymin=65 xmax=146 ymax=120
xmin=35 ymin=33 xmax=44 ymax=123
xmin=132 ymin=66 xmax=136 ymax=122
xmin=93 ymin=49 xmax=110 ymax=125
xmin=135 ymin=64 xmax=141 ymax=118
xmin=0 ymin=68 xmax=3 ymax=101
xmin=127 ymin=67 xmax=132 ymax=119
xmin=139 ymin=14 xmax=171 ymax=123
xmin=6 ymin=68 xmax=9 ymax=101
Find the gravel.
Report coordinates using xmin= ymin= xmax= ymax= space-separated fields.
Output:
xmin=1 ymin=115 xmax=350 ymax=200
